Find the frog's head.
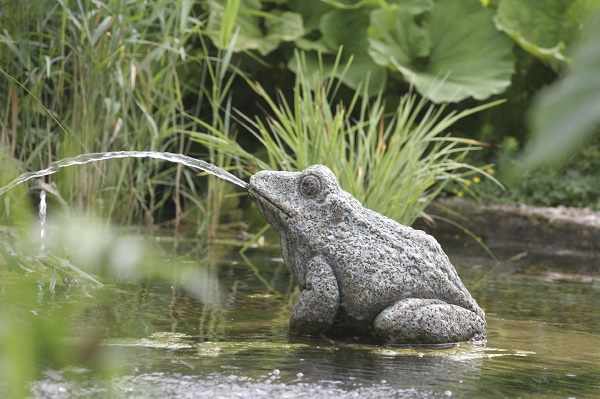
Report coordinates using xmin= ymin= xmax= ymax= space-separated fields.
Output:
xmin=248 ymin=165 xmax=349 ymax=234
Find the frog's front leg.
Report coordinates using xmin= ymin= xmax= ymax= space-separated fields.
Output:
xmin=373 ymin=298 xmax=486 ymax=344
xmin=289 ymin=256 xmax=339 ymax=336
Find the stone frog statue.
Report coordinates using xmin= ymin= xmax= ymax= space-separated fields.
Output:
xmin=248 ymin=165 xmax=486 ymax=345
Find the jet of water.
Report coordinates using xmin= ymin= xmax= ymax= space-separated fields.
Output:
xmin=39 ymin=188 xmax=47 ymax=253
xmin=0 ymin=151 xmax=248 ymax=197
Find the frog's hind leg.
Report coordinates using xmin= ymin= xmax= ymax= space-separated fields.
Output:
xmin=373 ymin=298 xmax=485 ymax=344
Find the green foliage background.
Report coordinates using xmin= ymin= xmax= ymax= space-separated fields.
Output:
xmin=1 ymin=0 xmax=599 ymax=229
xmin=2 ymin=2 xmax=600 ymax=397
xmin=206 ymin=0 xmax=599 ymax=102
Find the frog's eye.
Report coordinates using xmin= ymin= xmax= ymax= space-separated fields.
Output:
xmin=299 ymin=175 xmax=321 ymax=198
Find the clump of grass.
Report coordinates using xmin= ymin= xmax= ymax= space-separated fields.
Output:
xmin=195 ymin=35 xmax=245 ymax=239
xmin=190 ymin=54 xmax=498 ymax=225
xmin=0 ymin=0 xmax=211 ymax=228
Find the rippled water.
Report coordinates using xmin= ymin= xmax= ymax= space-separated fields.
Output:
xmin=13 ymin=244 xmax=600 ymax=398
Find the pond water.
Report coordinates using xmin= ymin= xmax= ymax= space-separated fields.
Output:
xmin=15 ymin=241 xmax=600 ymax=398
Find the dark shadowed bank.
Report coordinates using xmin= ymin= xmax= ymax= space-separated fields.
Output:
xmin=418 ymin=199 xmax=600 ymax=271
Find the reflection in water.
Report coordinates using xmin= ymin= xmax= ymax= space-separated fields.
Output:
xmin=17 ymin=246 xmax=600 ymax=398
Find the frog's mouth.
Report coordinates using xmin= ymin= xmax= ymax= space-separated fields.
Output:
xmin=248 ymin=186 xmax=293 ymax=221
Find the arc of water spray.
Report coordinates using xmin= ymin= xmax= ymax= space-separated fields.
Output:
xmin=39 ymin=189 xmax=47 ymax=253
xmin=0 ymin=151 xmax=249 ymax=197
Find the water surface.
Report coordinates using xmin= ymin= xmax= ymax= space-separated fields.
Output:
xmin=10 ymin=242 xmax=600 ymax=398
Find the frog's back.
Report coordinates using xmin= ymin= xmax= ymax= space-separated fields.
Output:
xmin=326 ymin=206 xmax=482 ymax=322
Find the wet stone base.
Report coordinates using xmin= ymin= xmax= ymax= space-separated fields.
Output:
xmin=416 ymin=199 xmax=600 ymax=273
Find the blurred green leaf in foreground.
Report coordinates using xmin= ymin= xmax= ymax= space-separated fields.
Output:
xmin=520 ymin=11 xmax=600 ymax=170
xmin=0 ymin=213 xmax=221 ymax=398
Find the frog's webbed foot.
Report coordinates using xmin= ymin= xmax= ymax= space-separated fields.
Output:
xmin=373 ymin=298 xmax=486 ymax=344
xmin=289 ymin=256 xmax=339 ymax=336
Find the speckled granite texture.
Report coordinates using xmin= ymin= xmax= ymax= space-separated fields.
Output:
xmin=249 ymin=165 xmax=485 ymax=344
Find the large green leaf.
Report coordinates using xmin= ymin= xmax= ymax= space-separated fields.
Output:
xmin=288 ymin=0 xmax=334 ymax=31
xmin=320 ymin=0 xmax=381 ymax=8
xmin=521 ymin=12 xmax=600 ymax=169
xmin=320 ymin=0 xmax=433 ymax=10
xmin=290 ymin=9 xmax=387 ymax=94
xmin=288 ymin=0 xmax=432 ymax=30
xmin=206 ymin=0 xmax=304 ymax=55
xmin=495 ymin=0 xmax=600 ymax=69
xmin=391 ymin=0 xmax=434 ymax=14
xmin=369 ymin=0 xmax=514 ymax=103
xmin=368 ymin=8 xmax=430 ymax=67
